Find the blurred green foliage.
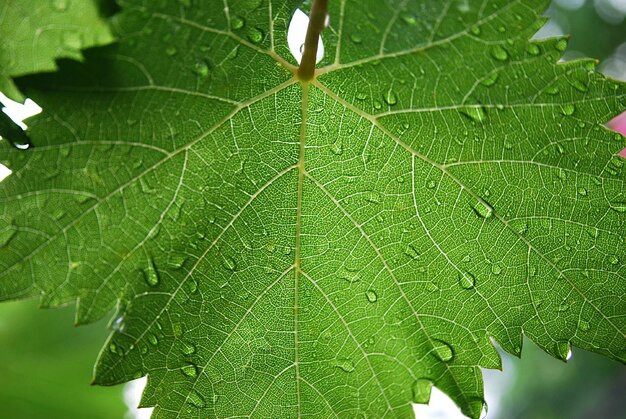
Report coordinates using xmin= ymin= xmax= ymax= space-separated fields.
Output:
xmin=499 ymin=339 xmax=626 ymax=419
xmin=0 ymin=299 xmax=126 ymax=418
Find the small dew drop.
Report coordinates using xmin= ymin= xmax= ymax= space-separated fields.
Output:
xmin=460 ymin=106 xmax=487 ymax=123
xmin=188 ymin=390 xmax=206 ymax=408
xmin=480 ymin=72 xmax=499 ymax=87
xmin=363 ymin=190 xmax=382 ymax=204
xmin=182 ymin=341 xmax=197 ymax=355
xmin=579 ymin=319 xmax=590 ymax=331
xmin=491 ymin=264 xmax=502 ymax=275
xmin=412 ymin=378 xmax=433 ymax=404
xmin=330 ymin=139 xmax=343 ymax=155
xmin=458 ymin=272 xmax=476 ymax=289
xmin=336 ymin=358 xmax=355 ymax=373
xmin=350 ymin=34 xmax=363 ymax=44
xmin=610 ymin=203 xmax=626 ymax=213
xmin=571 ymin=80 xmax=588 ymax=93
xmin=609 ymin=255 xmax=619 ymax=265
xmin=338 ymin=267 xmax=360 ymax=283
xmin=577 ymin=187 xmax=587 ymax=196
xmin=555 ymin=341 xmax=571 ymax=361
xmin=148 ymin=333 xmax=159 ymax=346
xmin=222 ymin=255 xmax=237 ymax=271
xmin=365 ymin=290 xmax=378 ymax=303
xmin=490 ymin=45 xmax=509 ymax=61
xmin=0 ymin=220 xmax=16 ymax=248
xmin=192 ymin=59 xmax=210 ymax=78
xmin=527 ymin=44 xmax=540 ymax=56
xmin=472 ymin=201 xmax=493 ymax=219
xmin=181 ymin=363 xmax=198 ymax=378
xmin=401 ymin=13 xmax=417 ymax=26
xmin=561 ymin=104 xmax=575 ymax=116
xmin=231 ymin=16 xmax=245 ymax=30
xmin=404 ymin=244 xmax=420 ymax=260
xmin=188 ymin=279 xmax=199 ymax=294
xmin=247 ymin=27 xmax=264 ymax=44
xmin=432 ymin=340 xmax=454 ymax=362
xmin=143 ymin=258 xmax=160 ymax=287
xmin=470 ymin=26 xmax=481 ymax=36
xmin=383 ymin=89 xmax=398 ymax=106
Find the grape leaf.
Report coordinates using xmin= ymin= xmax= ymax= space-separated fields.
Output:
xmin=0 ymin=0 xmax=115 ymax=101
xmin=1 ymin=0 xmax=625 ymax=418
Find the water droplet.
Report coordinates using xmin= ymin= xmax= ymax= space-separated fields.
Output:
xmin=192 ymin=59 xmax=209 ymax=78
xmin=221 ymin=255 xmax=236 ymax=271
xmin=330 ymin=139 xmax=343 ymax=155
xmin=609 ymin=255 xmax=619 ymax=265
xmin=231 ymin=16 xmax=245 ymax=29
xmin=458 ymin=272 xmax=476 ymax=289
xmin=426 ymin=180 xmax=436 ymax=189
xmin=335 ymin=358 xmax=355 ymax=372
xmin=182 ymin=341 xmax=197 ymax=355
xmin=577 ymin=187 xmax=587 ymax=196
xmin=546 ymin=86 xmax=560 ymax=95
xmin=432 ymin=339 xmax=454 ymax=362
xmin=555 ymin=38 xmax=568 ymax=52
xmin=168 ymin=254 xmax=187 ymax=269
xmin=0 ymin=219 xmax=16 ymax=248
xmin=460 ymin=106 xmax=487 ymax=123
xmin=555 ymin=341 xmax=571 ymax=361
xmin=472 ymin=201 xmax=493 ymax=218
xmin=188 ymin=390 xmax=206 ymax=408
xmin=404 ymin=244 xmax=420 ymax=260
xmin=579 ymin=319 xmax=590 ymax=331
xmin=470 ymin=25 xmax=481 ymax=36
xmin=143 ymin=258 xmax=160 ymax=287
xmin=383 ymin=89 xmax=398 ymax=106
xmin=165 ymin=46 xmax=177 ymax=56
xmin=491 ymin=264 xmax=502 ymax=275
xmin=363 ymin=190 xmax=382 ymax=204
xmin=561 ymin=104 xmax=575 ymax=116
xmin=412 ymin=378 xmax=433 ymax=404
xmin=558 ymin=300 xmax=570 ymax=312
xmin=109 ymin=342 xmax=119 ymax=354
xmin=527 ymin=44 xmax=540 ymax=56
xmin=181 ymin=363 xmax=198 ymax=377
xmin=365 ymin=290 xmax=378 ymax=303
xmin=350 ymin=34 xmax=362 ymax=44
xmin=481 ymin=72 xmax=499 ymax=87
xmin=490 ymin=45 xmax=509 ymax=61
xmin=571 ymin=80 xmax=588 ymax=92
xmin=338 ymin=267 xmax=360 ymax=283
xmin=51 ymin=0 xmax=69 ymax=12
xmin=148 ymin=333 xmax=159 ymax=346
xmin=426 ymin=282 xmax=438 ymax=292
xmin=610 ymin=202 xmax=626 ymax=213
xmin=247 ymin=27 xmax=263 ymax=44
xmin=401 ymin=13 xmax=417 ymax=26
xmin=188 ymin=279 xmax=199 ymax=294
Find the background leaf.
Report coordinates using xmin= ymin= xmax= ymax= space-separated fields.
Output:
xmin=0 ymin=0 xmax=116 ymax=101
xmin=0 ymin=1 xmax=624 ymax=418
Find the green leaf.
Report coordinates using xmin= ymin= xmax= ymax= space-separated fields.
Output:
xmin=1 ymin=1 xmax=625 ymax=418
xmin=0 ymin=0 xmax=115 ymax=101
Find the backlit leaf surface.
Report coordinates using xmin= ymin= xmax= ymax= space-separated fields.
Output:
xmin=1 ymin=1 xmax=625 ymax=417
